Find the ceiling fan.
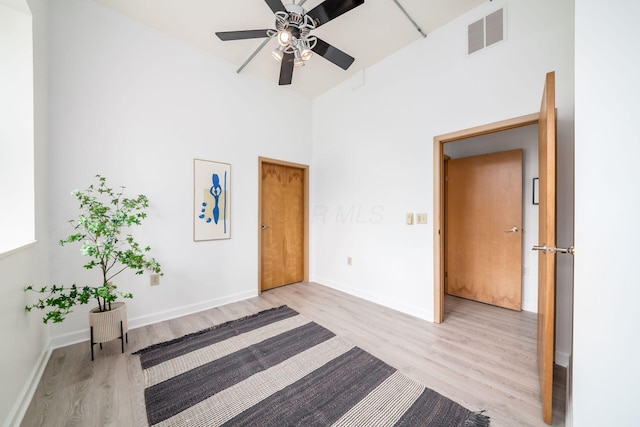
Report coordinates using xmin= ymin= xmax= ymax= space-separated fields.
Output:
xmin=216 ymin=0 xmax=365 ymax=85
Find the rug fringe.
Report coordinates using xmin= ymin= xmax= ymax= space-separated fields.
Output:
xmin=465 ymin=410 xmax=490 ymax=427
xmin=133 ymin=305 xmax=289 ymax=355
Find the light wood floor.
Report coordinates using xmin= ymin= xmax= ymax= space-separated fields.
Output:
xmin=21 ymin=282 xmax=566 ymax=427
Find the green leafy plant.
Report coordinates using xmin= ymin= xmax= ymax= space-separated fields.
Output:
xmin=25 ymin=175 xmax=162 ymax=323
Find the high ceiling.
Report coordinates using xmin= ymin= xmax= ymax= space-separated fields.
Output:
xmin=94 ymin=0 xmax=486 ymax=97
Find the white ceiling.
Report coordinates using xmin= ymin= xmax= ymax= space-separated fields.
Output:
xmin=94 ymin=0 xmax=486 ymax=97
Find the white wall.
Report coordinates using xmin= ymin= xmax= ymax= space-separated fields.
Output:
xmin=40 ymin=0 xmax=312 ymax=344
xmin=2 ymin=0 xmax=588 ymax=423
xmin=573 ymin=0 xmax=640 ymax=425
xmin=1 ymin=0 xmax=51 ymax=424
xmin=311 ymin=0 xmax=574 ymax=361
xmin=0 ymin=2 xmax=34 ymax=248
xmin=444 ymin=125 xmax=539 ymax=313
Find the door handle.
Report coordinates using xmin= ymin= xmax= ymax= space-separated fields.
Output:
xmin=554 ymin=246 xmax=575 ymax=255
xmin=505 ymin=226 xmax=519 ymax=233
xmin=261 ymin=224 xmax=268 ymax=230
xmin=532 ymin=244 xmax=575 ymax=255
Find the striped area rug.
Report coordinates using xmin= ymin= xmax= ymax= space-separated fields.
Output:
xmin=136 ymin=306 xmax=490 ymax=427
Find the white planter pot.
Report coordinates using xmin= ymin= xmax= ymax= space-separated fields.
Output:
xmin=89 ymin=301 xmax=128 ymax=360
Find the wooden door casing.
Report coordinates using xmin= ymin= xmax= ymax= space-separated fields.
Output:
xmin=434 ymin=113 xmax=539 ymax=323
xmin=446 ymin=150 xmax=523 ymax=311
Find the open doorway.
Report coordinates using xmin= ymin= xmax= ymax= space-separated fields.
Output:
xmin=444 ymin=125 xmax=539 ymax=313
xmin=433 ymin=113 xmax=539 ymax=323
xmin=434 ymin=72 xmax=564 ymax=424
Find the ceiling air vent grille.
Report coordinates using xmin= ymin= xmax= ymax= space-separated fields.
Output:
xmin=468 ymin=8 xmax=504 ymax=55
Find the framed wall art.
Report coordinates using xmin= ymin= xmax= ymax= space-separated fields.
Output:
xmin=194 ymin=159 xmax=230 ymax=241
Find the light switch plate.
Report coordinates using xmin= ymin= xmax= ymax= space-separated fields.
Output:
xmin=416 ymin=213 xmax=428 ymax=224
xmin=406 ymin=213 xmax=414 ymax=225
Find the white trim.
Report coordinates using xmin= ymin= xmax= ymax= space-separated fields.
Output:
xmin=311 ymin=278 xmax=432 ymax=322
xmin=49 ymin=289 xmax=258 ymax=349
xmin=0 ymin=240 xmax=37 ymax=259
xmin=311 ymin=279 xmax=571 ymax=367
xmin=3 ymin=344 xmax=51 ymax=427
xmin=555 ymin=350 xmax=570 ymax=368
xmin=128 ymin=289 xmax=257 ymax=330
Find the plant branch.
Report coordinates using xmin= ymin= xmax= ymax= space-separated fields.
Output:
xmin=24 ymin=175 xmax=162 ymax=323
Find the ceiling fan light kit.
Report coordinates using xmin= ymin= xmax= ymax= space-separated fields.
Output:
xmin=270 ymin=5 xmax=317 ymax=67
xmin=216 ymin=0 xmax=365 ymax=85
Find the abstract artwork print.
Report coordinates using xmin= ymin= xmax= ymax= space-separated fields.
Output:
xmin=194 ymin=159 xmax=230 ymax=241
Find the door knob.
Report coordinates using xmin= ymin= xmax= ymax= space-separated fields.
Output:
xmin=505 ymin=226 xmax=519 ymax=233
xmin=532 ymin=245 xmax=575 ymax=255
xmin=261 ymin=224 xmax=268 ymax=230
xmin=553 ymin=246 xmax=575 ymax=255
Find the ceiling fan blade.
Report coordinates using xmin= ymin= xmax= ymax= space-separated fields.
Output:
xmin=279 ymin=53 xmax=295 ymax=85
xmin=312 ymin=38 xmax=355 ymax=70
xmin=216 ymin=30 xmax=272 ymax=41
xmin=264 ymin=0 xmax=286 ymax=14
xmin=306 ymin=0 xmax=365 ymax=27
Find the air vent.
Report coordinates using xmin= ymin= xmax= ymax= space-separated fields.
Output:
xmin=468 ymin=19 xmax=484 ymax=54
xmin=486 ymin=9 xmax=504 ymax=46
xmin=468 ymin=8 xmax=505 ymax=55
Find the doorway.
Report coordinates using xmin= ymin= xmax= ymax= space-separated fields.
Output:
xmin=258 ymin=157 xmax=309 ymax=292
xmin=435 ymin=72 xmax=560 ymax=424
xmin=433 ymin=113 xmax=539 ymax=322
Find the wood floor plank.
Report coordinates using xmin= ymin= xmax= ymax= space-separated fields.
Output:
xmin=21 ymin=282 xmax=565 ymax=426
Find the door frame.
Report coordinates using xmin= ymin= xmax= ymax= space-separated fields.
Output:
xmin=258 ymin=156 xmax=309 ymax=293
xmin=433 ymin=113 xmax=539 ymax=323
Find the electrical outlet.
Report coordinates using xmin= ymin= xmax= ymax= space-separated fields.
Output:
xmin=347 ymin=256 xmax=352 ymax=266
xmin=406 ymin=213 xmax=414 ymax=225
xmin=150 ymin=274 xmax=160 ymax=286
xmin=416 ymin=213 xmax=428 ymax=224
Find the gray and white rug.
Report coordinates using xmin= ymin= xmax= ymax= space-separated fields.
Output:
xmin=136 ymin=305 xmax=489 ymax=426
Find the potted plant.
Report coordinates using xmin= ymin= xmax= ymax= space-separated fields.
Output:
xmin=25 ymin=174 xmax=162 ymax=359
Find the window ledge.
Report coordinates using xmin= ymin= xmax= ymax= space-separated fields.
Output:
xmin=0 ymin=240 xmax=37 ymax=259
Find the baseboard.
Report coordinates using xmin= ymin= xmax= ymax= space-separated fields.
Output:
xmin=49 ymin=289 xmax=259 ymax=349
xmin=311 ymin=277 xmax=432 ymax=321
xmin=565 ymin=353 xmax=573 ymax=427
xmin=49 ymin=329 xmax=88 ymax=349
xmin=127 ymin=289 xmax=258 ymax=330
xmin=311 ymin=278 xmax=573 ymax=367
xmin=555 ymin=350 xmax=570 ymax=367
xmin=3 ymin=344 xmax=52 ymax=427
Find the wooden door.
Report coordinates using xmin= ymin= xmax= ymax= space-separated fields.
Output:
xmin=446 ymin=150 xmax=523 ymax=310
xmin=260 ymin=162 xmax=305 ymax=291
xmin=535 ymin=71 xmax=556 ymax=424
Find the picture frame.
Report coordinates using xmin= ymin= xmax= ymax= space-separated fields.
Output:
xmin=193 ymin=159 xmax=230 ymax=241
xmin=532 ymin=177 xmax=539 ymax=205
